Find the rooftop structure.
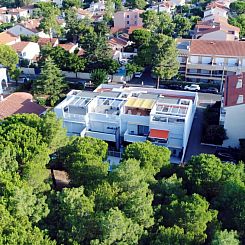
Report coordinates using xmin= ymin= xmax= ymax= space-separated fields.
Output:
xmin=54 ymin=85 xmax=198 ymax=163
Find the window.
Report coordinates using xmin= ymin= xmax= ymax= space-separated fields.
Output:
xmin=236 ymin=79 xmax=243 ymax=89
xmin=237 ymin=95 xmax=244 ymax=104
xmin=126 ymin=21 xmax=129 ymax=24
xmin=127 ymin=15 xmax=129 ymax=18
xmin=138 ymin=125 xmax=149 ymax=136
xmin=135 ymin=15 xmax=137 ymax=18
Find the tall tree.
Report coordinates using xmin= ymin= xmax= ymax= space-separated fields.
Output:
xmin=173 ymin=14 xmax=192 ymax=37
xmin=34 ymin=56 xmax=67 ymax=106
xmin=90 ymin=69 xmax=108 ymax=87
xmin=0 ymin=44 xmax=19 ymax=75
xmin=141 ymin=10 xmax=159 ymax=32
xmin=151 ymin=34 xmax=179 ymax=88
xmin=62 ymin=0 xmax=81 ymax=8
xmin=129 ymin=29 xmax=151 ymax=48
xmin=122 ymin=141 xmax=171 ymax=179
xmin=126 ymin=0 xmax=146 ymax=9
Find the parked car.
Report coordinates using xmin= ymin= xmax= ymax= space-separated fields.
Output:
xmin=201 ymin=87 xmax=219 ymax=94
xmin=184 ymin=84 xmax=201 ymax=91
xmin=134 ymin=71 xmax=143 ymax=78
xmin=167 ymin=84 xmax=184 ymax=90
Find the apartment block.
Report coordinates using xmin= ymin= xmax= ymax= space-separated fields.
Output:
xmin=54 ymin=85 xmax=198 ymax=162
xmin=220 ymin=73 xmax=245 ymax=147
xmin=177 ymin=39 xmax=245 ymax=84
xmin=113 ymin=9 xmax=144 ymax=29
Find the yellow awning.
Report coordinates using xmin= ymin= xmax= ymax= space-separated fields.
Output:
xmin=125 ymin=98 xmax=155 ymax=109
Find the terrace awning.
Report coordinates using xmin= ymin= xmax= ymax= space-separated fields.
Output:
xmin=125 ymin=98 xmax=155 ymax=109
xmin=149 ymin=129 xmax=169 ymax=140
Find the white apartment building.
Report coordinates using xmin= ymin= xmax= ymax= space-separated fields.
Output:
xmin=220 ymin=73 xmax=245 ymax=147
xmin=54 ymin=85 xmax=198 ymax=162
xmin=177 ymin=39 xmax=245 ymax=84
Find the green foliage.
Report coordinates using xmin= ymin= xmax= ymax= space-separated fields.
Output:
xmin=104 ymin=0 xmax=115 ymax=23
xmin=162 ymin=194 xmax=216 ymax=244
xmin=214 ymin=181 xmax=245 ymax=237
xmin=34 ymin=57 xmax=67 ymax=106
xmin=125 ymin=62 xmax=143 ymax=76
xmin=91 ymin=69 xmax=108 ymax=87
xmin=150 ymin=225 xmax=190 ymax=245
xmin=122 ymin=141 xmax=171 ymax=179
xmin=126 ymin=0 xmax=146 ymax=9
xmin=203 ymin=125 xmax=227 ymax=145
xmin=129 ymin=29 xmax=151 ymax=48
xmin=38 ymin=3 xmax=61 ymax=36
xmin=230 ymin=0 xmax=245 ymax=15
xmin=173 ymin=14 xmax=192 ymax=37
xmin=185 ymin=154 xmax=223 ymax=197
xmin=62 ymin=0 xmax=81 ymax=8
xmin=0 ymin=44 xmax=19 ymax=74
xmin=57 ymin=137 xmax=108 ymax=189
xmin=141 ymin=10 xmax=159 ymax=32
xmin=211 ymin=229 xmax=240 ymax=245
xmin=229 ymin=14 xmax=245 ymax=38
xmin=20 ymin=34 xmax=39 ymax=42
xmin=0 ymin=22 xmax=13 ymax=32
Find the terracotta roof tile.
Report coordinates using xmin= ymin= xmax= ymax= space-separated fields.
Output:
xmin=190 ymin=40 xmax=245 ymax=56
xmin=0 ymin=92 xmax=46 ymax=119
xmin=0 ymin=31 xmax=19 ymax=45
xmin=38 ymin=38 xmax=58 ymax=47
xmin=11 ymin=41 xmax=30 ymax=52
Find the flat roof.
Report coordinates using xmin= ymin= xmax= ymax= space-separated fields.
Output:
xmin=99 ymin=91 xmax=121 ymax=98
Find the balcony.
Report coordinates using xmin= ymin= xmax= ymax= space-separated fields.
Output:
xmin=86 ymin=130 xmax=116 ymax=142
xmin=124 ymin=130 xmax=147 ymax=143
xmin=63 ymin=112 xmax=86 ymax=122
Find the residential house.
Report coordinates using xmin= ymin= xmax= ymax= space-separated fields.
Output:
xmin=0 ymin=7 xmax=29 ymax=23
xmin=87 ymin=0 xmax=107 ymax=16
xmin=220 ymin=73 xmax=245 ymax=147
xmin=177 ymin=39 xmax=245 ymax=84
xmin=194 ymin=20 xmax=240 ymax=41
xmin=0 ymin=7 xmax=11 ymax=23
xmin=37 ymin=37 xmax=59 ymax=47
xmin=146 ymin=2 xmax=174 ymax=14
xmin=7 ymin=19 xmax=50 ymax=38
xmin=58 ymin=43 xmax=78 ymax=53
xmin=203 ymin=2 xmax=229 ymax=22
xmin=54 ymin=85 xmax=198 ymax=162
xmin=77 ymin=8 xmax=93 ymax=20
xmin=11 ymin=41 xmax=40 ymax=63
xmin=0 ymin=31 xmax=21 ymax=45
xmin=0 ymin=92 xmax=46 ymax=119
xmin=114 ymin=9 xmax=144 ymax=29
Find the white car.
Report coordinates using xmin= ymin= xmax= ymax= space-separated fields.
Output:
xmin=134 ymin=72 xmax=143 ymax=78
xmin=184 ymin=84 xmax=200 ymax=91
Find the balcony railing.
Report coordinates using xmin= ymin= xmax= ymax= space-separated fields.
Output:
xmin=124 ymin=130 xmax=147 ymax=143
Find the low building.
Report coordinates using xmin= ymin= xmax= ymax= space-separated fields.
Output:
xmin=58 ymin=43 xmax=78 ymax=53
xmin=0 ymin=65 xmax=8 ymax=95
xmin=114 ymin=9 xmax=144 ymax=30
xmin=11 ymin=41 xmax=40 ymax=63
xmin=0 ymin=31 xmax=21 ymax=45
xmin=146 ymin=2 xmax=174 ymax=14
xmin=37 ymin=37 xmax=59 ymax=47
xmin=0 ymin=92 xmax=46 ymax=119
xmin=54 ymin=85 xmax=198 ymax=162
xmin=194 ymin=20 xmax=240 ymax=41
xmin=0 ymin=7 xmax=29 ymax=23
xmin=7 ymin=19 xmax=49 ymax=38
xmin=220 ymin=73 xmax=245 ymax=147
xmin=177 ymin=39 xmax=245 ymax=84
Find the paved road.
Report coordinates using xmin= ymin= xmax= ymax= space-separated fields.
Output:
xmin=184 ymin=107 xmax=218 ymax=162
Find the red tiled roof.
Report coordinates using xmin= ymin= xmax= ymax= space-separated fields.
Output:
xmin=38 ymin=37 xmax=58 ymax=47
xmin=206 ymin=2 xmax=229 ymax=10
xmin=108 ymin=37 xmax=128 ymax=47
xmin=0 ymin=31 xmax=19 ymax=45
xmin=190 ymin=40 xmax=245 ymax=56
xmin=0 ymin=92 xmax=46 ymax=119
xmin=224 ymin=73 xmax=245 ymax=107
xmin=149 ymin=129 xmax=169 ymax=139
xmin=59 ymin=43 xmax=76 ymax=52
xmin=11 ymin=41 xmax=29 ymax=52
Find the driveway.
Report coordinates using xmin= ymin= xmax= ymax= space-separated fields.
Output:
xmin=184 ymin=107 xmax=218 ymax=162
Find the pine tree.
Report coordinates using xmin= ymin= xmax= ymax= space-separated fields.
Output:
xmin=34 ymin=57 xmax=66 ymax=106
